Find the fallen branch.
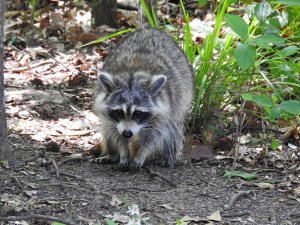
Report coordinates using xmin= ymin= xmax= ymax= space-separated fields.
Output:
xmin=0 ymin=214 xmax=76 ymax=225
xmin=57 ymin=155 xmax=83 ymax=167
xmin=108 ymin=187 xmax=169 ymax=193
xmin=10 ymin=60 xmax=55 ymax=72
xmin=222 ymin=212 xmax=250 ymax=218
xmin=224 ymin=190 xmax=253 ymax=209
xmin=144 ymin=166 xmax=177 ymax=188
xmin=188 ymin=160 xmax=208 ymax=184
xmin=51 ymin=159 xmax=59 ymax=178
xmin=117 ymin=2 xmax=138 ymax=11
xmin=23 ymin=151 xmax=44 ymax=164
xmin=49 ymin=171 xmax=85 ymax=181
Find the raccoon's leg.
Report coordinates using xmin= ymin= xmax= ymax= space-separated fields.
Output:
xmin=118 ymin=143 xmax=130 ymax=171
xmin=130 ymin=133 xmax=161 ymax=169
xmin=131 ymin=122 xmax=184 ymax=169
xmin=94 ymin=135 xmax=119 ymax=164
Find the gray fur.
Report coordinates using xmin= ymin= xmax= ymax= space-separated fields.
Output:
xmin=94 ymin=27 xmax=194 ymax=169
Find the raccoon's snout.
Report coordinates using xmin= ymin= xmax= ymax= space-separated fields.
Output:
xmin=122 ymin=130 xmax=133 ymax=139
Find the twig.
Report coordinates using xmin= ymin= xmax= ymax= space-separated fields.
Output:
xmin=188 ymin=160 xmax=208 ymax=184
xmin=11 ymin=176 xmax=24 ymax=190
xmin=49 ymin=171 xmax=85 ymax=181
xmin=10 ymin=60 xmax=55 ymax=72
xmin=51 ymin=159 xmax=59 ymax=178
xmin=57 ymin=156 xmax=83 ymax=167
xmin=224 ymin=190 xmax=253 ymax=209
xmin=39 ymin=51 xmax=70 ymax=71
xmin=0 ymin=214 xmax=76 ymax=225
xmin=226 ymin=126 xmax=284 ymax=136
xmin=108 ymin=187 xmax=169 ymax=193
xmin=23 ymin=151 xmax=44 ymax=164
xmin=144 ymin=166 xmax=177 ymax=188
xmin=222 ymin=212 xmax=251 ymax=218
xmin=117 ymin=2 xmax=138 ymax=11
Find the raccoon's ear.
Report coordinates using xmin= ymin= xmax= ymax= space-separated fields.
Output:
xmin=150 ymin=75 xmax=166 ymax=96
xmin=98 ymin=72 xmax=114 ymax=92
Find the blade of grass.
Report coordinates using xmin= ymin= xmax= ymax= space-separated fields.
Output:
xmin=81 ymin=28 xmax=135 ymax=47
xmin=140 ymin=0 xmax=158 ymax=27
xmin=179 ymin=0 xmax=196 ymax=63
xmin=192 ymin=0 xmax=231 ymax=124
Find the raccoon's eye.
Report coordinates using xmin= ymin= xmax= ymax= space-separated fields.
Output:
xmin=132 ymin=110 xmax=142 ymax=117
xmin=132 ymin=110 xmax=151 ymax=122
xmin=109 ymin=109 xmax=125 ymax=121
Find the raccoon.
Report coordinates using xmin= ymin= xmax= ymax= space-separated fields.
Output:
xmin=94 ymin=27 xmax=194 ymax=170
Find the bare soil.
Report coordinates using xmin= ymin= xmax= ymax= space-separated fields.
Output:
xmin=1 ymin=135 xmax=300 ymax=224
xmin=1 ymin=2 xmax=300 ymax=223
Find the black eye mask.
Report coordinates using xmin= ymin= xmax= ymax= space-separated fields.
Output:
xmin=132 ymin=110 xmax=152 ymax=123
xmin=108 ymin=109 xmax=125 ymax=122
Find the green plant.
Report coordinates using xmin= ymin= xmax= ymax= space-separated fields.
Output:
xmin=27 ymin=0 xmax=38 ymax=26
xmin=231 ymin=1 xmax=300 ymax=124
xmin=189 ymin=0 xmax=300 ymax=136
xmin=81 ymin=28 xmax=135 ymax=47
xmin=0 ymin=160 xmax=8 ymax=167
xmin=192 ymin=0 xmax=234 ymax=128
xmin=140 ymin=0 xmax=159 ymax=27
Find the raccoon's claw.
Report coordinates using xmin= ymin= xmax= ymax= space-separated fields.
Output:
xmin=130 ymin=158 xmax=144 ymax=170
xmin=91 ymin=155 xmax=116 ymax=164
xmin=119 ymin=159 xmax=130 ymax=171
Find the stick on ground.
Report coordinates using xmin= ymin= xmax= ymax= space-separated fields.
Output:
xmin=0 ymin=214 xmax=76 ymax=225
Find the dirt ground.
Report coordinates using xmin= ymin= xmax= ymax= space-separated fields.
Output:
xmin=1 ymin=41 xmax=300 ymax=225
xmin=1 ymin=136 xmax=300 ymax=225
xmin=1 ymin=3 xmax=300 ymax=223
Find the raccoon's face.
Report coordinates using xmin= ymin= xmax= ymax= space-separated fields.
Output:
xmin=96 ymin=71 xmax=166 ymax=139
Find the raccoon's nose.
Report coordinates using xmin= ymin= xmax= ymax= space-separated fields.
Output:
xmin=122 ymin=130 xmax=133 ymax=139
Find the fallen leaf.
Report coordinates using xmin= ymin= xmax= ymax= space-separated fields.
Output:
xmin=223 ymin=170 xmax=257 ymax=180
xmin=110 ymin=195 xmax=122 ymax=206
xmin=254 ymin=182 xmax=275 ymax=190
xmin=294 ymin=186 xmax=300 ymax=194
xmin=184 ymin=144 xmax=214 ymax=160
xmin=207 ymin=210 xmax=222 ymax=222
xmin=112 ymin=212 xmax=128 ymax=223
xmin=159 ymin=204 xmax=173 ymax=210
xmin=45 ymin=141 xmax=60 ymax=152
xmin=180 ymin=215 xmax=208 ymax=223
xmin=89 ymin=143 xmax=102 ymax=157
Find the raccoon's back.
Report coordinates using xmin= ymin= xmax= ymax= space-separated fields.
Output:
xmin=102 ymin=28 xmax=194 ymax=117
xmin=103 ymin=28 xmax=191 ymax=77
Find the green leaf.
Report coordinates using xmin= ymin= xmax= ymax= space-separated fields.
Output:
xmin=105 ymin=219 xmax=117 ymax=225
xmin=176 ymin=219 xmax=183 ymax=225
xmin=280 ymin=46 xmax=299 ymax=57
xmin=197 ymin=0 xmax=207 ymax=6
xmin=253 ymin=33 xmax=285 ymax=48
xmin=241 ymin=93 xmax=273 ymax=108
xmin=254 ymin=0 xmax=272 ymax=23
xmin=53 ymin=223 xmax=65 ymax=225
xmin=274 ymin=0 xmax=300 ymax=6
xmin=223 ymin=171 xmax=257 ymax=180
xmin=224 ymin=14 xmax=248 ymax=39
xmin=269 ymin=107 xmax=281 ymax=119
xmin=241 ymin=93 xmax=254 ymax=101
xmin=234 ymin=44 xmax=256 ymax=70
xmin=252 ymin=94 xmax=274 ymax=107
xmin=271 ymin=139 xmax=279 ymax=150
xmin=278 ymin=100 xmax=300 ymax=115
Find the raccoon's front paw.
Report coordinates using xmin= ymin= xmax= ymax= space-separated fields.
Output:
xmin=130 ymin=157 xmax=145 ymax=170
xmin=119 ymin=158 xmax=130 ymax=171
xmin=91 ymin=155 xmax=116 ymax=164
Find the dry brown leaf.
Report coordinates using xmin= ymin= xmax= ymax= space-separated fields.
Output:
xmin=185 ymin=144 xmax=214 ymax=160
xmin=254 ymin=182 xmax=275 ymax=190
xmin=207 ymin=210 xmax=222 ymax=222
